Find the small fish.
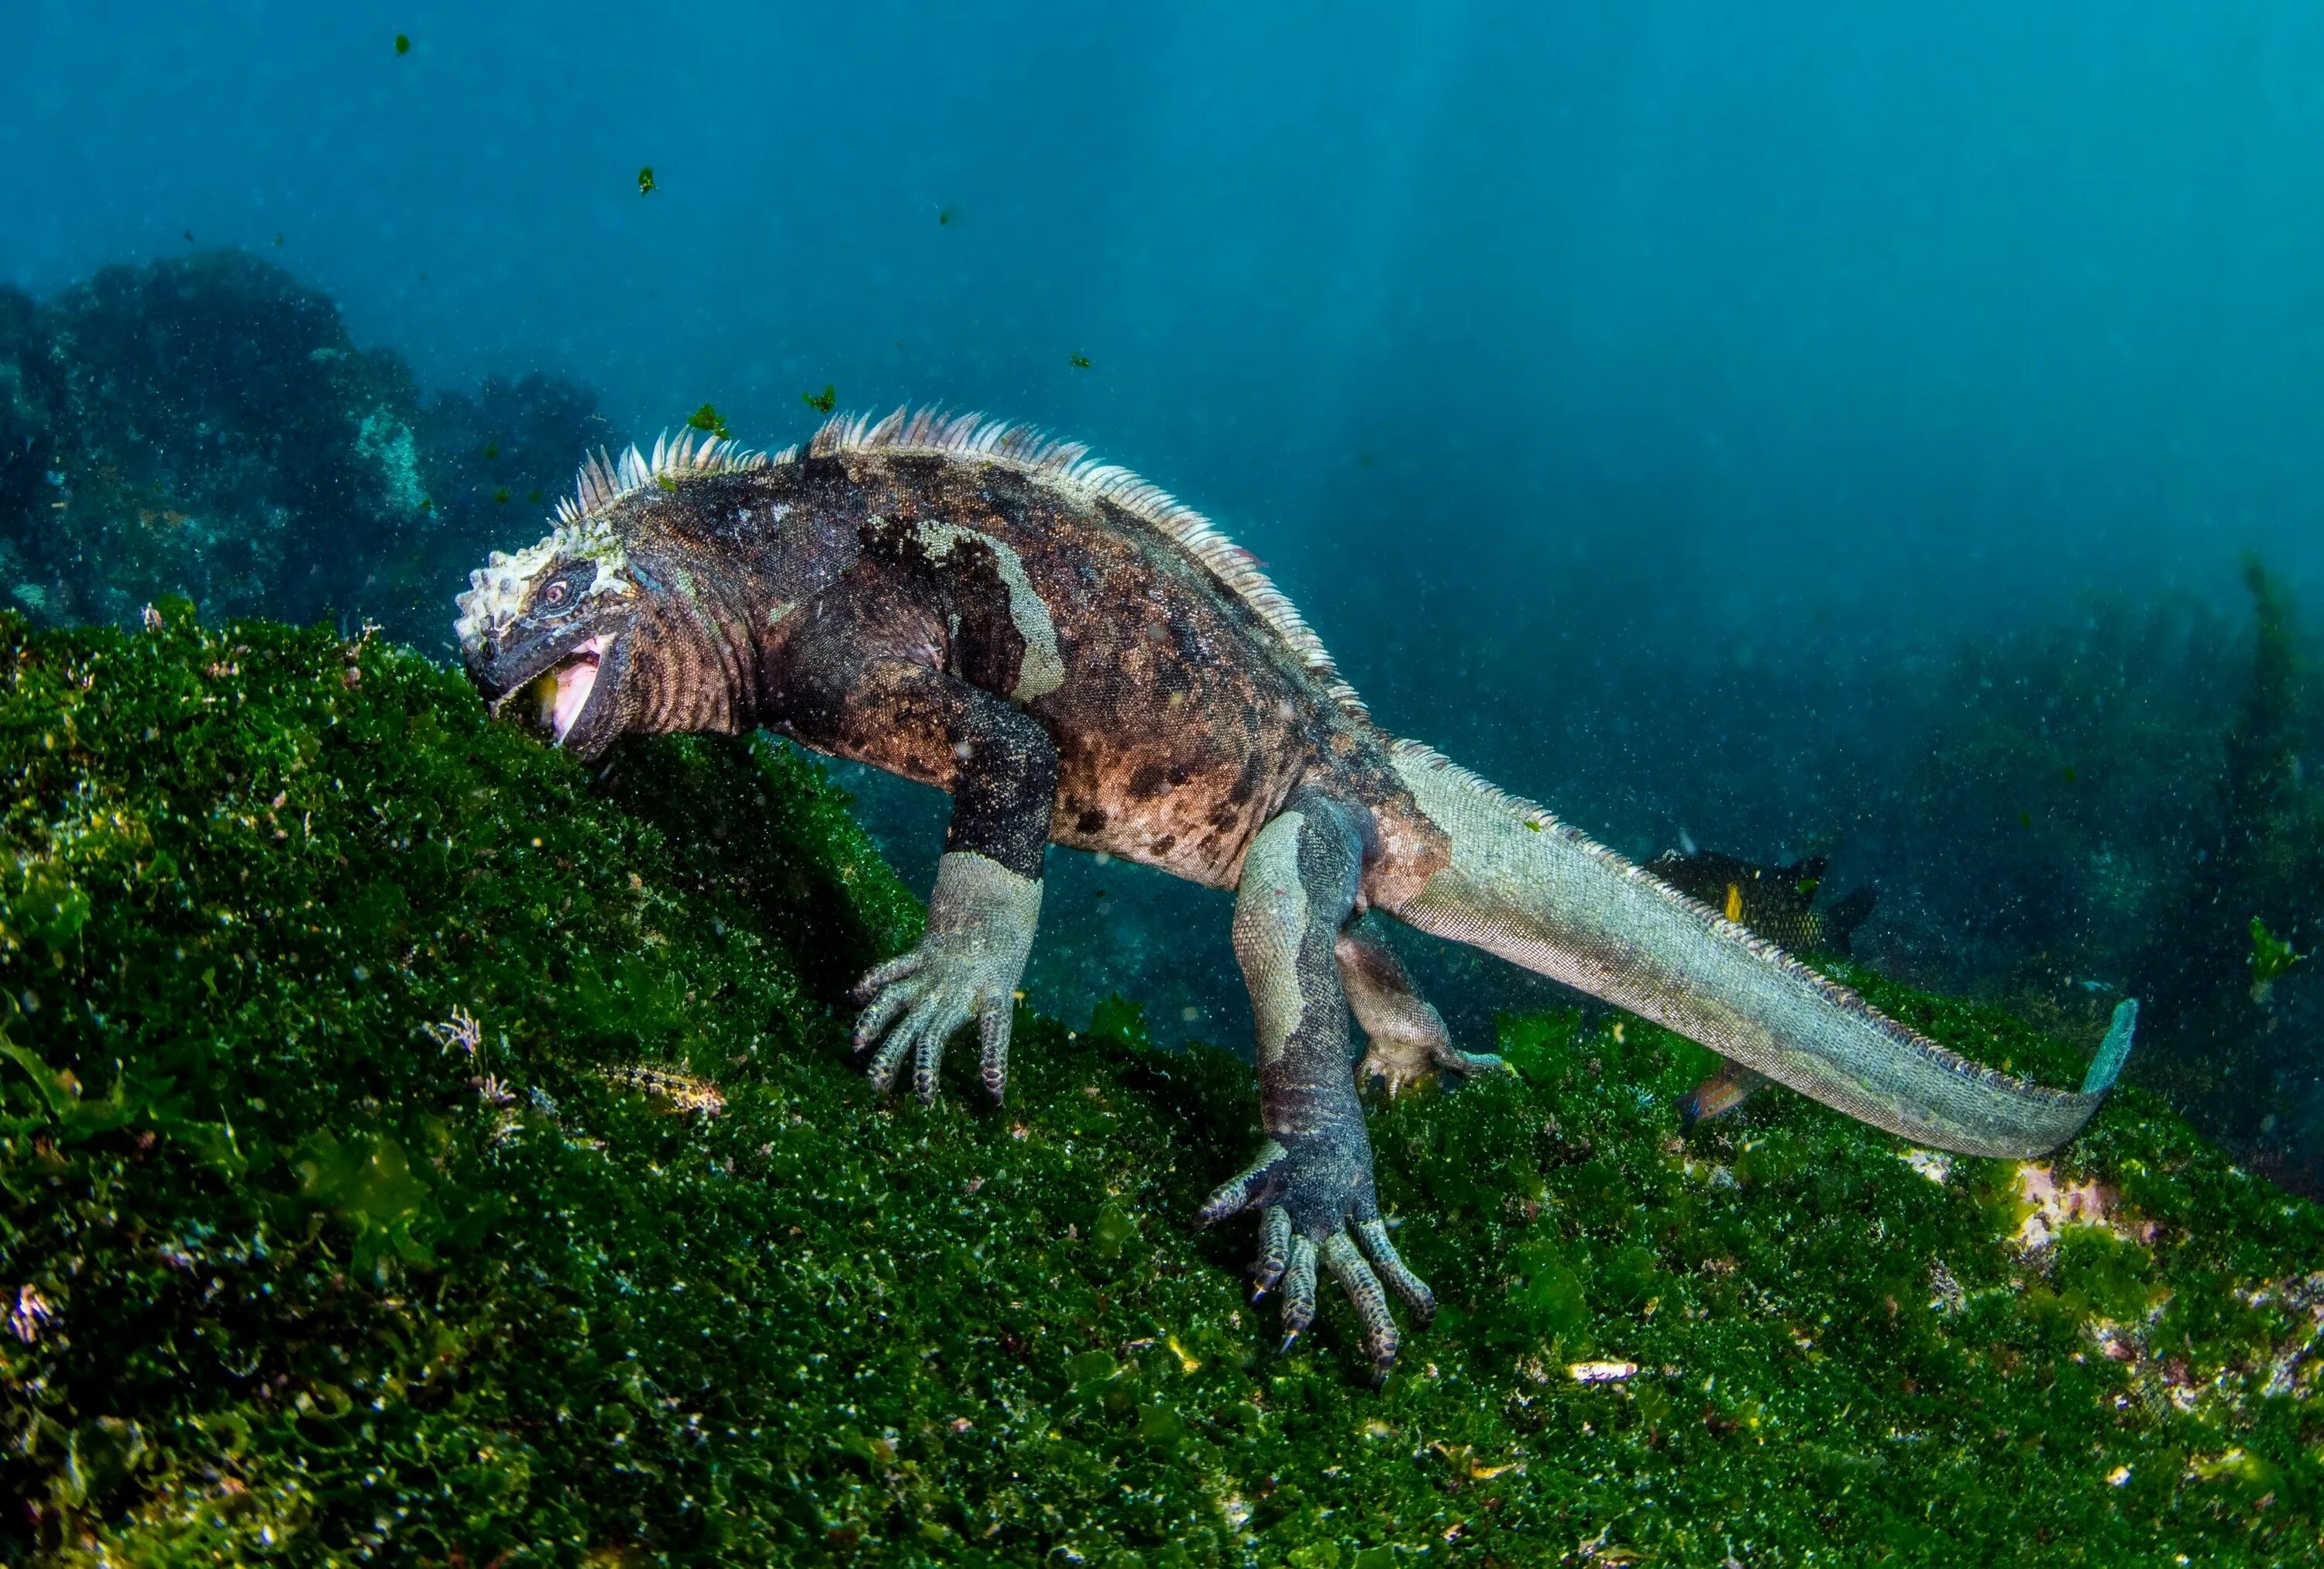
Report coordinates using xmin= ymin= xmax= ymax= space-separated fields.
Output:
xmin=273 ymin=233 xmax=284 ymax=247
xmin=492 ymin=487 xmax=510 ymax=505
xmin=482 ymin=443 xmax=498 ymax=460
xmin=638 ymin=166 xmax=655 ymax=196
xmin=181 ymin=231 xmax=194 ymax=244
xmin=1679 ymin=1059 xmax=1769 ymax=1126
xmin=1070 ymin=352 xmax=1092 ymax=369
xmin=937 ymin=206 xmax=954 ymax=226
xmin=687 ymin=403 xmax=731 ymax=441
xmin=527 ymin=487 xmax=543 ymax=505
xmin=394 ymin=33 xmax=410 ymax=56
xmin=1646 ymin=850 xmax=1872 ymax=958
xmin=802 ymin=384 xmax=837 ymax=414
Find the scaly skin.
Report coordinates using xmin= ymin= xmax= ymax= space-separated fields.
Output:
xmin=456 ymin=410 xmax=2134 ymax=1378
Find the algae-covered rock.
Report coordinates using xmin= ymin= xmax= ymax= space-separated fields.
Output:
xmin=1 ymin=609 xmax=2321 ymax=1564
xmin=0 ymin=254 xmax=612 ymax=647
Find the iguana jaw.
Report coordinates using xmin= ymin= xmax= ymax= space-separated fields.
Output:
xmin=505 ymin=634 xmax=607 ymax=747
xmin=477 ymin=623 xmax=630 ymax=758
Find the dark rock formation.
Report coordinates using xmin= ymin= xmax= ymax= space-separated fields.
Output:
xmin=0 ymin=252 xmax=614 ymax=646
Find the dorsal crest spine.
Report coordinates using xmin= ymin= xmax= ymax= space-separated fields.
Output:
xmin=555 ymin=428 xmax=772 ymax=528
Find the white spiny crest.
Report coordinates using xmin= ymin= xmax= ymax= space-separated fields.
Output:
xmin=809 ymin=406 xmax=1370 ymax=720
xmin=456 ymin=428 xmax=772 ymax=657
xmin=553 ymin=427 xmax=772 ymax=527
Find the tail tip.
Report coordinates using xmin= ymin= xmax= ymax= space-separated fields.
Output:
xmin=2079 ymin=997 xmax=2138 ymax=1097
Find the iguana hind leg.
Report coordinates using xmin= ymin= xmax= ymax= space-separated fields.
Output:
xmin=1336 ymin=924 xmax=1508 ymax=1096
xmin=1196 ymin=788 xmax=1432 ymax=1382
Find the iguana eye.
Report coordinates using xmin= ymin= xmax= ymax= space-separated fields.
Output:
xmin=535 ymin=565 xmax=593 ymax=615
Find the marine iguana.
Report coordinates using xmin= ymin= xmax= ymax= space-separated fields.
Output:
xmin=454 ymin=410 xmax=2136 ymax=1380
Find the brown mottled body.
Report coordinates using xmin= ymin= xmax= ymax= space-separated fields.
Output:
xmin=735 ymin=450 xmax=1450 ymax=903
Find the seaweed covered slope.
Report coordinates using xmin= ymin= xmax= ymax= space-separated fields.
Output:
xmin=2 ymin=613 xmax=2321 ymax=1566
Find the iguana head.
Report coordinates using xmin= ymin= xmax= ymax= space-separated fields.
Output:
xmin=454 ymin=431 xmax=773 ymax=759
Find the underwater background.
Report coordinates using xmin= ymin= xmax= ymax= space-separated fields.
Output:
xmin=12 ymin=0 xmax=2324 ymax=1181
xmin=7 ymin=3 xmax=2324 ymax=1560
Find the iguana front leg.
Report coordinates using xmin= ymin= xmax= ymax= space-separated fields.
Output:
xmin=1198 ymin=789 xmax=1433 ymax=1382
xmin=1336 ymin=924 xmax=1508 ymax=1096
xmin=765 ymin=603 xmax=1057 ymax=1102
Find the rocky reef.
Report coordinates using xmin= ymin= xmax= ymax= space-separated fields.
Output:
xmin=2 ymin=609 xmax=2319 ymax=1564
xmin=0 ymin=252 xmax=610 ymax=647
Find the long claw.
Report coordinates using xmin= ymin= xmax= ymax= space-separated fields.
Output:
xmin=1322 ymin=1232 xmax=1400 ymax=1378
xmin=1436 ymin=1047 xmax=1510 ymax=1078
xmin=1280 ymin=1236 xmax=1319 ymax=1344
xmin=1253 ymin=1206 xmax=1292 ymax=1298
xmin=1356 ymin=1218 xmax=1435 ymax=1323
xmin=978 ymin=997 xmax=1012 ymax=1103
xmin=1197 ymin=1141 xmax=1286 ymax=1227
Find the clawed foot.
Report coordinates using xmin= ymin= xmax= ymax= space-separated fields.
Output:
xmin=852 ymin=851 xmax=1040 ymax=1103
xmin=1197 ymin=1136 xmax=1434 ymax=1384
xmin=1338 ymin=928 xmax=1509 ymax=1097
xmin=1359 ymin=1030 xmax=1510 ymax=1098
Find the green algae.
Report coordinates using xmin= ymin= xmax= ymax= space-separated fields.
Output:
xmin=0 ymin=613 xmax=2320 ymax=1564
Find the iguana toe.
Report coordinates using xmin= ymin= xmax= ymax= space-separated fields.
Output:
xmin=1252 ymin=1206 xmax=1292 ymax=1299
xmin=1278 ymin=1236 xmax=1319 ymax=1348
xmin=1321 ymin=1231 xmax=1401 ymax=1378
xmin=1356 ymin=1217 xmax=1435 ymax=1324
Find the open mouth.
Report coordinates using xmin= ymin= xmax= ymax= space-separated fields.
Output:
xmin=506 ymin=636 xmax=604 ymax=745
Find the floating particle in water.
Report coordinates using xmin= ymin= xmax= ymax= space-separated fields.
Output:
xmin=2250 ymin=916 xmax=2306 ymax=1004
xmin=528 ymin=487 xmax=543 ymax=505
xmin=394 ymin=33 xmax=410 ymax=56
xmin=687 ymin=403 xmax=731 ymax=441
xmin=802 ymin=384 xmax=836 ymax=414
xmin=1070 ymin=353 xmax=1092 ymax=369
xmin=937 ymin=206 xmax=954 ymax=225
xmin=492 ymin=488 xmax=510 ymax=505
xmin=483 ymin=443 xmax=498 ymax=460
xmin=273 ymin=233 xmax=284 ymax=246
xmin=638 ymin=166 xmax=655 ymax=195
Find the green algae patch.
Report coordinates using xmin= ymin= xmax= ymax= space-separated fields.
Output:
xmin=0 ymin=613 xmax=2320 ymax=1565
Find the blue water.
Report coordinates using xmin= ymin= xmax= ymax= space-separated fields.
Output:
xmin=10 ymin=2 xmax=2324 ymax=1059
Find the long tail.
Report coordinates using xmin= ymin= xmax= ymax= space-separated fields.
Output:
xmin=1382 ymin=742 xmax=2133 ymax=1159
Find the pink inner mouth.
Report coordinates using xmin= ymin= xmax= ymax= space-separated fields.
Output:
xmin=550 ymin=637 xmax=604 ymax=743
